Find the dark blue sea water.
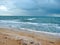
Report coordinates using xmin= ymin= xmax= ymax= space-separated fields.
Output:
xmin=0 ymin=16 xmax=60 ymax=33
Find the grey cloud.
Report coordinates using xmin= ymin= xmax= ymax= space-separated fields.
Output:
xmin=0 ymin=0 xmax=60 ymax=16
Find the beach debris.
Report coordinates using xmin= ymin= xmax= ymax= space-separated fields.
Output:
xmin=30 ymin=41 xmax=34 ymax=44
xmin=4 ymin=36 xmax=7 ymax=39
xmin=22 ymin=43 xmax=27 ymax=45
xmin=49 ymin=41 xmax=54 ymax=44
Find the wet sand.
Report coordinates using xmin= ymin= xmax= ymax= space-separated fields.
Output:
xmin=0 ymin=28 xmax=60 ymax=45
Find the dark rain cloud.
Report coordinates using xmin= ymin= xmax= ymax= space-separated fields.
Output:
xmin=0 ymin=0 xmax=60 ymax=16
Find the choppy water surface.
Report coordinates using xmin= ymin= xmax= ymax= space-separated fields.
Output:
xmin=0 ymin=16 xmax=60 ymax=33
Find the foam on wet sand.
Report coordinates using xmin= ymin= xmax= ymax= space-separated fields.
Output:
xmin=0 ymin=28 xmax=60 ymax=45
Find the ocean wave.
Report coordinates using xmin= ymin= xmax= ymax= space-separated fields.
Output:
xmin=0 ymin=20 xmax=58 ymax=27
xmin=27 ymin=18 xmax=36 ymax=20
xmin=0 ymin=20 xmax=60 ymax=33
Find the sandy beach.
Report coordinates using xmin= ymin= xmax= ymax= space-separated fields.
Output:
xmin=0 ymin=28 xmax=60 ymax=45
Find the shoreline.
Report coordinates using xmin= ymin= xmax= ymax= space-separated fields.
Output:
xmin=0 ymin=27 xmax=60 ymax=40
xmin=0 ymin=28 xmax=60 ymax=45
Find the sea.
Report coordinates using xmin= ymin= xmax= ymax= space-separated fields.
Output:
xmin=0 ymin=16 xmax=60 ymax=33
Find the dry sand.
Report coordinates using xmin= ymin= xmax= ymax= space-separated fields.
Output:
xmin=0 ymin=28 xmax=60 ymax=45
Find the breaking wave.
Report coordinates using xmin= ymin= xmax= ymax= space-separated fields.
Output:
xmin=0 ymin=20 xmax=60 ymax=33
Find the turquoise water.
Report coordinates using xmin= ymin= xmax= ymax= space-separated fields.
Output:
xmin=0 ymin=16 xmax=60 ymax=33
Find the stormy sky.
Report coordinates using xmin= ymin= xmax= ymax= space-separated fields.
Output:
xmin=0 ymin=0 xmax=60 ymax=16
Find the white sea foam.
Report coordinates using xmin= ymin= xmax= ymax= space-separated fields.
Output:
xmin=0 ymin=20 xmax=60 ymax=38
xmin=0 ymin=20 xmax=60 ymax=33
xmin=0 ymin=20 xmax=59 ymax=28
xmin=17 ymin=28 xmax=60 ymax=38
xmin=27 ymin=18 xmax=36 ymax=20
